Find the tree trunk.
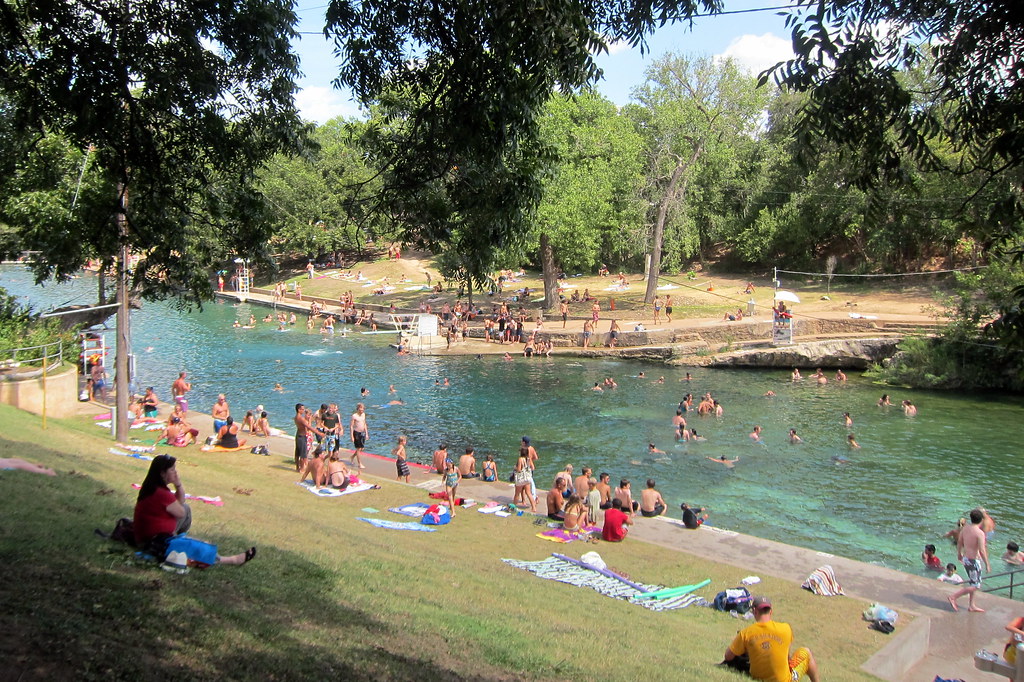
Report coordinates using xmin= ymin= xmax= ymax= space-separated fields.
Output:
xmin=114 ymin=184 xmax=131 ymax=443
xmin=466 ymin=276 xmax=473 ymax=308
xmin=643 ymin=146 xmax=703 ymax=303
xmin=539 ymin=232 xmax=558 ymax=311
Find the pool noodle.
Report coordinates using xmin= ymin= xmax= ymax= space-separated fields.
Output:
xmin=634 ymin=578 xmax=711 ymax=601
xmin=552 ymin=553 xmax=649 ymax=593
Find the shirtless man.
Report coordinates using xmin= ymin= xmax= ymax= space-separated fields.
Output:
xmin=171 ymin=372 xmax=192 ymax=414
xmin=707 ymin=455 xmax=740 ymax=468
xmin=212 ymin=394 xmax=230 ymax=434
xmin=293 ymin=403 xmax=318 ymax=473
xmin=608 ymin=319 xmax=621 ymax=348
xmin=948 ymin=509 xmax=991 ymax=612
xmin=788 ymin=428 xmax=803 ymax=444
xmin=574 ymin=467 xmax=592 ymax=498
xmin=750 ymin=425 xmax=763 ymax=441
xmin=615 ymin=479 xmax=639 ymax=512
xmin=640 ymin=479 xmax=667 ymax=517
xmin=432 ymin=444 xmax=449 ymax=475
xmin=560 ymin=300 xmax=569 ymax=329
xmin=582 ymin=319 xmax=593 ymax=348
xmin=596 ymin=472 xmax=613 ymax=509
xmin=458 ymin=447 xmax=479 ymax=478
xmin=673 ymin=409 xmax=687 ymax=441
xmin=547 ymin=478 xmax=567 ymax=521
xmin=350 ymin=403 xmax=369 ymax=469
xmin=554 ymin=464 xmax=574 ymax=497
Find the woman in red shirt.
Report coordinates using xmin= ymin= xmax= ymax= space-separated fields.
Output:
xmin=134 ymin=455 xmax=256 ymax=565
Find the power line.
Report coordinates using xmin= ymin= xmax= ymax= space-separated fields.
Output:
xmin=776 ymin=266 xmax=987 ymax=279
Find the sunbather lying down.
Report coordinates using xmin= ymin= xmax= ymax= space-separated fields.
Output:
xmin=0 ymin=458 xmax=56 ymax=476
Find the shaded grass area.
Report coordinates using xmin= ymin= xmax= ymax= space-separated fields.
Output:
xmin=1 ymin=404 xmax=885 ymax=680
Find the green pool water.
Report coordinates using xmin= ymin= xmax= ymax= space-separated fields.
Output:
xmin=5 ymin=267 xmax=1023 ymax=576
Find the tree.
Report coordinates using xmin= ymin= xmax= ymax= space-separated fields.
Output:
xmin=323 ymin=0 xmax=721 ymax=284
xmin=0 ymin=0 xmax=306 ymax=440
xmin=632 ymin=54 xmax=768 ymax=302
xmin=531 ymin=92 xmax=646 ymax=309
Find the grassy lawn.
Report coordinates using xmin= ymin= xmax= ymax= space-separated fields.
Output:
xmin=1 ymin=402 xmax=887 ymax=680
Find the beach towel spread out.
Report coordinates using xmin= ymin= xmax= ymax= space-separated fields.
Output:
xmin=130 ymin=483 xmax=223 ymax=506
xmin=536 ymin=526 xmax=600 ymax=543
xmin=388 ymin=503 xmax=431 ymax=518
xmin=108 ymin=447 xmax=154 ymax=461
xmin=502 ymin=557 xmax=709 ymax=612
xmin=357 ymin=517 xmax=437 ymax=532
xmin=297 ymin=481 xmax=375 ymax=497
xmin=802 ymin=565 xmax=845 ymax=596
xmin=199 ymin=444 xmax=249 ymax=452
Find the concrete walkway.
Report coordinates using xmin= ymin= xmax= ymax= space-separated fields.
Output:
xmin=118 ymin=397 xmax=1016 ymax=682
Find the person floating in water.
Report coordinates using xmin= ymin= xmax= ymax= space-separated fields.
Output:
xmin=788 ymin=429 xmax=802 ymax=444
xmin=706 ymin=455 xmax=739 ymax=468
xmin=847 ymin=434 xmax=860 ymax=448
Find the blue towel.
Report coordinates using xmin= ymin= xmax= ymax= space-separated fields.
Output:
xmin=357 ymin=517 xmax=437 ymax=532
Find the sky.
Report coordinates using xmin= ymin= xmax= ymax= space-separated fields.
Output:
xmin=291 ymin=0 xmax=799 ymax=124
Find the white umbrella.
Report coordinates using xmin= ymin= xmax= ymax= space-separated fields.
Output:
xmin=773 ymin=290 xmax=800 ymax=304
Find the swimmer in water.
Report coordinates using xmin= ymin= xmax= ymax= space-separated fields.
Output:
xmin=655 ymin=376 xmax=665 ymax=384
xmin=273 ymin=383 xmax=284 ymax=392
xmin=847 ymin=433 xmax=860 ymax=448
xmin=388 ymin=385 xmax=397 ymax=394
xmin=232 ymin=320 xmax=241 ymax=328
xmin=689 ymin=429 xmax=706 ymax=442
xmin=638 ymin=372 xmax=645 ymax=379
xmin=878 ymin=393 xmax=892 ymax=406
xmin=749 ymin=425 xmax=762 ymax=441
xmin=843 ymin=412 xmax=853 ymax=427
xmin=902 ymin=399 xmax=917 ymax=416
xmin=788 ymin=428 xmax=802 ymax=444
xmin=791 ymin=368 xmax=802 ymax=382
xmin=648 ymin=443 xmax=666 ymax=454
xmin=763 ymin=390 xmax=776 ymax=397
xmin=835 ymin=369 xmax=847 ymax=381
xmin=706 ymin=455 xmax=739 ymax=467
xmin=360 ymin=387 xmax=370 ymax=397
xmin=592 ymin=382 xmax=604 ymax=392
xmin=503 ymin=353 xmax=512 ymax=361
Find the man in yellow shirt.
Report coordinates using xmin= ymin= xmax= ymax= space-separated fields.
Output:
xmin=723 ymin=596 xmax=819 ymax=682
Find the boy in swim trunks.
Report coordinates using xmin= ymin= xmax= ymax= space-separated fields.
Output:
xmin=949 ymin=509 xmax=991 ymax=612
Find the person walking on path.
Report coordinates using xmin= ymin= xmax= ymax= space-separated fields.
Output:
xmin=949 ymin=508 xmax=991 ymax=612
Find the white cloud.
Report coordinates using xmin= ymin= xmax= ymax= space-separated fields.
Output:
xmin=605 ymin=39 xmax=631 ymax=56
xmin=294 ymin=86 xmax=363 ymax=124
xmin=717 ymin=33 xmax=794 ymax=75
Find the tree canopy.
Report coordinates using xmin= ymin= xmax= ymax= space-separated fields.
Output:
xmin=0 ymin=0 xmax=307 ymax=302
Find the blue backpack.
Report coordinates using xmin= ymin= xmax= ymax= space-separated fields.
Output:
xmin=713 ymin=587 xmax=752 ymax=614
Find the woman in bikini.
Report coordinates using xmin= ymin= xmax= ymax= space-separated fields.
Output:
xmin=562 ymin=494 xmax=589 ymax=533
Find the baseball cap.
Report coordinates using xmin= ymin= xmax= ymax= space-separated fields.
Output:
xmin=522 ymin=436 xmax=530 ymax=444
xmin=751 ymin=596 xmax=772 ymax=611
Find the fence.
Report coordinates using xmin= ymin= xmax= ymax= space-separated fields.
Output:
xmin=983 ymin=565 xmax=1024 ymax=599
xmin=1 ymin=338 xmax=63 ymax=371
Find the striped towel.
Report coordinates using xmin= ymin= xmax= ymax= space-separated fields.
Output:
xmin=502 ymin=557 xmax=709 ymax=611
xmin=802 ymin=565 xmax=844 ymax=596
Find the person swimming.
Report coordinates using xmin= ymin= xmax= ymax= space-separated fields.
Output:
xmin=706 ymin=455 xmax=739 ymax=467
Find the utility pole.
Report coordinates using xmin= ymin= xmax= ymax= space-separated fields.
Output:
xmin=114 ymin=183 xmax=130 ymax=443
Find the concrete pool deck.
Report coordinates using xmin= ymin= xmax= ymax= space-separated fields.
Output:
xmin=137 ymin=401 xmax=1017 ymax=682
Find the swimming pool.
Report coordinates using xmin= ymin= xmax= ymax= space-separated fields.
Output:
xmin=4 ymin=266 xmax=1023 ymax=574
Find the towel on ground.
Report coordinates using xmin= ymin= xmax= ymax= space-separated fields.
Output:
xmin=297 ymin=481 xmax=375 ymax=497
xmin=389 ymin=502 xmax=431 ymax=518
xmin=358 ymin=517 xmax=437 ymax=532
xmin=131 ymin=483 xmax=223 ymax=506
xmin=502 ymin=557 xmax=709 ymax=612
xmin=108 ymin=447 xmax=154 ymax=461
xmin=802 ymin=565 xmax=844 ymax=596
xmin=537 ymin=526 xmax=600 ymax=543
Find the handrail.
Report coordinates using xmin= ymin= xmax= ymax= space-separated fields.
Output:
xmin=982 ymin=565 xmax=1024 ymax=599
xmin=1 ymin=338 xmax=63 ymax=369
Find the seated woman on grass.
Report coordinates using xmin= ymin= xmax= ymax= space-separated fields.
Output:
xmin=134 ymin=454 xmax=255 ymax=565
xmin=216 ymin=416 xmax=246 ymax=449
xmin=563 ymin=494 xmax=589 ymax=532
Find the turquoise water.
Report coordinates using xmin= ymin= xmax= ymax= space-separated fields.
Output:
xmin=5 ymin=266 xmax=1024 ymax=575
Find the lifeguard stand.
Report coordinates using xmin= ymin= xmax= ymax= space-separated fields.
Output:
xmin=386 ymin=313 xmax=440 ymax=354
xmin=771 ymin=291 xmax=799 ymax=346
xmin=234 ymin=258 xmax=251 ymax=303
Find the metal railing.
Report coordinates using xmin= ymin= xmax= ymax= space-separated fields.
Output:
xmin=1 ymin=338 xmax=63 ymax=371
xmin=983 ymin=566 xmax=1024 ymax=599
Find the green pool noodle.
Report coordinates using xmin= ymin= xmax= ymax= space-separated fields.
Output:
xmin=634 ymin=578 xmax=711 ymax=600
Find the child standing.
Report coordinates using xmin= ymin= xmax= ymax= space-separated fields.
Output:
xmin=393 ymin=435 xmax=410 ymax=483
xmin=443 ymin=459 xmax=461 ymax=518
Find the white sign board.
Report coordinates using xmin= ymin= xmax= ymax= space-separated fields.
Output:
xmin=418 ymin=314 xmax=439 ymax=337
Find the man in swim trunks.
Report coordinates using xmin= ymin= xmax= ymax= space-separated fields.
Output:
xmin=432 ymin=444 xmax=449 ymax=474
xmin=724 ymin=596 xmax=820 ymax=682
xmin=640 ymin=479 xmax=667 ymax=517
xmin=560 ymin=300 xmax=569 ymax=328
xmin=293 ymin=403 xmax=321 ymax=472
xmin=212 ymin=394 xmax=230 ymax=434
xmin=458 ymin=447 xmax=479 ymax=478
xmin=596 ymin=472 xmax=613 ymax=510
xmin=350 ymin=403 xmax=369 ymax=469
xmin=547 ymin=478 xmax=567 ymax=521
xmin=171 ymin=371 xmax=192 ymax=414
xmin=608 ymin=319 xmax=620 ymax=348
xmin=949 ymin=508 xmax=991 ymax=612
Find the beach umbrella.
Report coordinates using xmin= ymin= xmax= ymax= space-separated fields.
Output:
xmin=773 ymin=290 xmax=800 ymax=304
